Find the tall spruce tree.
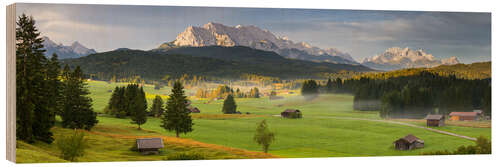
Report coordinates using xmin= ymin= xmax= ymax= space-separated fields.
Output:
xmin=162 ymin=81 xmax=193 ymax=137
xmin=16 ymin=14 xmax=55 ymax=143
xmin=61 ymin=66 xmax=98 ymax=130
xmin=124 ymin=84 xmax=139 ymax=116
xmin=222 ymin=94 xmax=237 ymax=114
xmin=131 ymin=87 xmax=147 ymax=129
xmin=150 ymin=95 xmax=164 ymax=117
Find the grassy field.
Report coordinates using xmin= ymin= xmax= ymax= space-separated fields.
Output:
xmin=17 ymin=80 xmax=491 ymax=162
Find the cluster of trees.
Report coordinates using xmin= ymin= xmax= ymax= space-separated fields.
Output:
xmin=301 ymin=80 xmax=319 ymax=99
xmin=16 ymin=14 xmax=97 ymax=144
xmin=341 ymin=71 xmax=490 ymax=118
xmin=105 ymin=84 xmax=148 ymax=129
xmin=195 ymin=85 xmax=260 ymax=99
xmin=300 ymin=70 xmax=490 ymax=119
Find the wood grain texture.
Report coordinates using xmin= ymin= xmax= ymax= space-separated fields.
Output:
xmin=6 ymin=3 xmax=17 ymax=163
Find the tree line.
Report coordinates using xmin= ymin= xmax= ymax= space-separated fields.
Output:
xmin=16 ymin=14 xmax=97 ymax=144
xmin=195 ymin=85 xmax=260 ymax=99
xmin=300 ymin=71 xmax=491 ymax=119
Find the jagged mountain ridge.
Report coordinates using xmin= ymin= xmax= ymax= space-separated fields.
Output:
xmin=361 ymin=47 xmax=460 ymax=71
xmin=42 ymin=36 xmax=97 ymax=59
xmin=155 ymin=22 xmax=357 ymax=64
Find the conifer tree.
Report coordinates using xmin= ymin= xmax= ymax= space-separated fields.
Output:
xmin=131 ymin=87 xmax=147 ymax=129
xmin=150 ymin=95 xmax=164 ymax=117
xmin=162 ymin=81 xmax=193 ymax=137
xmin=61 ymin=66 xmax=98 ymax=130
xmin=16 ymin=14 xmax=54 ymax=143
xmin=222 ymin=94 xmax=237 ymax=114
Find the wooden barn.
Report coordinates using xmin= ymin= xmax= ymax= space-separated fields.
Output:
xmin=136 ymin=138 xmax=164 ymax=155
xmin=393 ymin=134 xmax=424 ymax=150
xmin=187 ymin=106 xmax=200 ymax=113
xmin=281 ymin=109 xmax=302 ymax=118
xmin=424 ymin=114 xmax=445 ymax=127
xmin=449 ymin=112 xmax=479 ymax=121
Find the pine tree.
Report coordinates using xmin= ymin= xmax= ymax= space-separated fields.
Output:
xmin=16 ymin=14 xmax=54 ymax=143
xmin=222 ymin=94 xmax=237 ymax=114
xmin=124 ymin=84 xmax=139 ymax=116
xmin=61 ymin=66 xmax=98 ymax=130
xmin=150 ymin=95 xmax=164 ymax=117
xmin=131 ymin=87 xmax=148 ymax=129
xmin=162 ymin=81 xmax=193 ymax=137
xmin=33 ymin=53 xmax=61 ymax=143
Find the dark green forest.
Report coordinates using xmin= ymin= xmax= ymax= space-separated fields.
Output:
xmin=61 ymin=46 xmax=372 ymax=81
xmin=309 ymin=63 xmax=491 ymax=119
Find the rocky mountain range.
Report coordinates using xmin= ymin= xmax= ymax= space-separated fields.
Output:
xmin=42 ymin=36 xmax=97 ymax=59
xmin=154 ymin=22 xmax=357 ymax=64
xmin=361 ymin=47 xmax=460 ymax=71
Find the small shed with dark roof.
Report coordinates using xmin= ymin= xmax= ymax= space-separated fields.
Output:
xmin=425 ymin=114 xmax=445 ymax=127
xmin=281 ymin=109 xmax=302 ymax=118
xmin=393 ymin=134 xmax=424 ymax=150
xmin=188 ymin=106 xmax=201 ymax=113
xmin=136 ymin=138 xmax=164 ymax=155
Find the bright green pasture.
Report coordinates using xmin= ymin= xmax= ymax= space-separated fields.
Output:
xmin=88 ymin=82 xmax=490 ymax=157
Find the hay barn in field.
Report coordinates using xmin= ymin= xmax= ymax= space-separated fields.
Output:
xmin=449 ymin=112 xmax=479 ymax=121
xmin=281 ymin=109 xmax=302 ymax=118
xmin=136 ymin=138 xmax=164 ymax=155
xmin=393 ymin=134 xmax=424 ymax=150
xmin=425 ymin=114 xmax=445 ymax=127
xmin=188 ymin=106 xmax=200 ymax=113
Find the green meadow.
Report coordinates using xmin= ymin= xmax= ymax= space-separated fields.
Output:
xmin=86 ymin=81 xmax=490 ymax=157
xmin=17 ymin=80 xmax=491 ymax=162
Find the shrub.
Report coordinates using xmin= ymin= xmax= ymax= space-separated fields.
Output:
xmin=166 ymin=152 xmax=206 ymax=160
xmin=56 ymin=130 xmax=87 ymax=161
xmin=422 ymin=136 xmax=491 ymax=155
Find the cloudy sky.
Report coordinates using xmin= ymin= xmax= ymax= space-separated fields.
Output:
xmin=16 ymin=3 xmax=491 ymax=63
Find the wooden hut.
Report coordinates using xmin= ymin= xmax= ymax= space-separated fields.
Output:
xmin=281 ymin=109 xmax=302 ymax=118
xmin=136 ymin=138 xmax=164 ymax=155
xmin=187 ymin=106 xmax=200 ymax=113
xmin=393 ymin=134 xmax=424 ymax=150
xmin=424 ymin=114 xmax=445 ymax=127
xmin=449 ymin=112 xmax=479 ymax=121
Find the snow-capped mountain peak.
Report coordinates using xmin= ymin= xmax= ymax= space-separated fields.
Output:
xmin=163 ymin=22 xmax=358 ymax=64
xmin=361 ymin=47 xmax=460 ymax=71
xmin=41 ymin=36 xmax=97 ymax=59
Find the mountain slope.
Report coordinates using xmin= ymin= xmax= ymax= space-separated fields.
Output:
xmin=361 ymin=47 xmax=459 ymax=71
xmin=42 ymin=36 xmax=97 ymax=59
xmin=62 ymin=46 xmax=372 ymax=80
xmin=154 ymin=22 xmax=357 ymax=64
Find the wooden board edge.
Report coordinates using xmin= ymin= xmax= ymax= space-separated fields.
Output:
xmin=6 ymin=3 xmax=16 ymax=163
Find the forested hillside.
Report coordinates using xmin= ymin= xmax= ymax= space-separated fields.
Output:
xmin=62 ymin=46 xmax=373 ymax=81
xmin=354 ymin=61 xmax=491 ymax=80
